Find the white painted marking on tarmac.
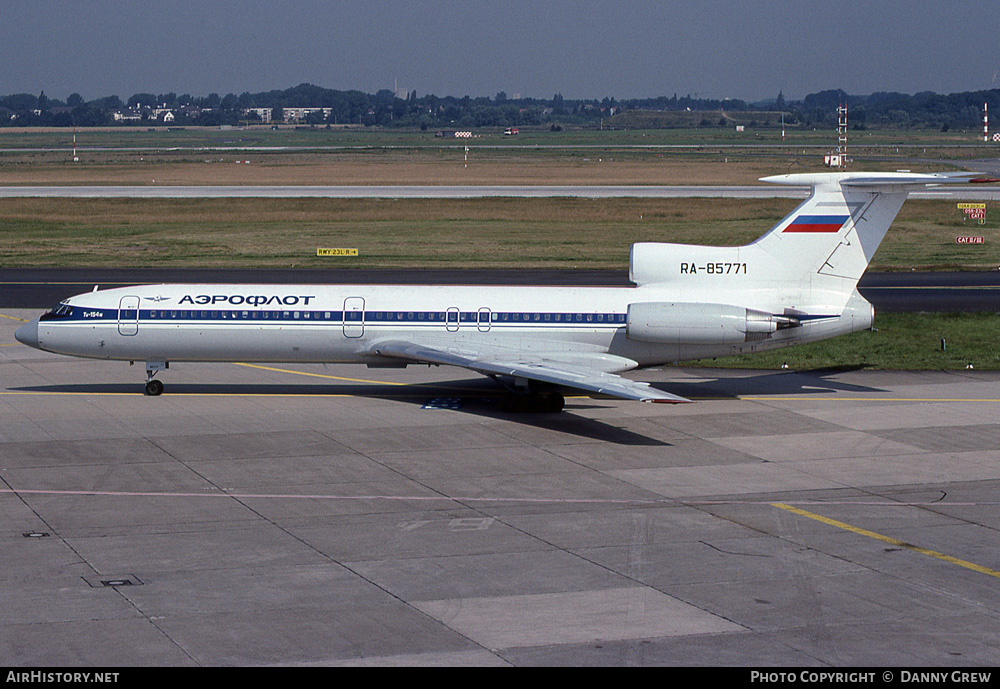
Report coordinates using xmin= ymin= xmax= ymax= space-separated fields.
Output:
xmin=3 ymin=487 xmax=997 ymax=508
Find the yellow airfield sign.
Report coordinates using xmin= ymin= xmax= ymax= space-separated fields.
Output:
xmin=957 ymin=203 xmax=986 ymax=224
xmin=317 ymin=248 xmax=359 ymax=257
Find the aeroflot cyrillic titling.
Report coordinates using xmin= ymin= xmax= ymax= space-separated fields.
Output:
xmin=177 ymin=294 xmax=316 ymax=306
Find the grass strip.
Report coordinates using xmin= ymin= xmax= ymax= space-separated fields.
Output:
xmin=688 ymin=313 xmax=1000 ymax=370
xmin=2 ymin=197 xmax=999 ymax=270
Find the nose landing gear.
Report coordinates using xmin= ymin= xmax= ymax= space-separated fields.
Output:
xmin=143 ymin=361 xmax=168 ymax=396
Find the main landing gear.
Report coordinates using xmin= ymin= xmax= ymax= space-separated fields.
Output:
xmin=142 ymin=361 xmax=168 ymax=396
xmin=490 ymin=375 xmax=566 ymax=413
xmin=499 ymin=390 xmax=565 ymax=413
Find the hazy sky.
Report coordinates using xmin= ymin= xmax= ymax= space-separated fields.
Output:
xmin=5 ymin=0 xmax=1000 ymax=102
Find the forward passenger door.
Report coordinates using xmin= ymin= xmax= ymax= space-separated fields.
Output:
xmin=118 ymin=296 xmax=139 ymax=336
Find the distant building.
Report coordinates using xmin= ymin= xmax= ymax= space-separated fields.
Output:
xmin=243 ymin=107 xmax=273 ymax=123
xmin=282 ymin=107 xmax=332 ymax=123
xmin=151 ymin=108 xmax=174 ymax=122
xmin=113 ymin=109 xmax=142 ymax=122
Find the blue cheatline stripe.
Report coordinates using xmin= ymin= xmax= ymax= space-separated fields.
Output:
xmin=44 ymin=308 xmax=842 ymax=328
xmin=795 ymin=314 xmax=839 ymax=322
xmin=46 ymin=308 xmax=629 ymax=326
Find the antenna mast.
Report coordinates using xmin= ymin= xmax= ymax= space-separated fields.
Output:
xmin=837 ymin=103 xmax=848 ymax=160
xmin=825 ymin=102 xmax=848 ymax=167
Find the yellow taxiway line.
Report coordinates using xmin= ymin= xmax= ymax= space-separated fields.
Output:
xmin=233 ymin=362 xmax=410 ymax=386
xmin=772 ymin=502 xmax=1000 ymax=579
xmin=743 ymin=397 xmax=1000 ymax=403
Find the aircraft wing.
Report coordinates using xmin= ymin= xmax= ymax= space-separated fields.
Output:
xmin=371 ymin=340 xmax=691 ymax=403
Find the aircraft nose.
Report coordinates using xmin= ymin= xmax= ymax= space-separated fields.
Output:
xmin=14 ymin=319 xmax=39 ymax=349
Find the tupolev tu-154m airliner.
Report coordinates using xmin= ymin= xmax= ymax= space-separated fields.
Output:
xmin=15 ymin=172 xmax=998 ymax=411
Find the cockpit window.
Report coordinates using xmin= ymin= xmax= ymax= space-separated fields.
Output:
xmin=40 ymin=303 xmax=74 ymax=321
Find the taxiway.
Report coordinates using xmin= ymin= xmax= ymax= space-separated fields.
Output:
xmin=3 ymin=268 xmax=999 ymax=312
xmin=4 ymin=184 xmax=1000 ymax=200
xmin=2 ymin=309 xmax=999 ymax=665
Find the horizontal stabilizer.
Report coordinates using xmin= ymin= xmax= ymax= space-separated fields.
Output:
xmin=761 ymin=171 xmax=1000 ymax=190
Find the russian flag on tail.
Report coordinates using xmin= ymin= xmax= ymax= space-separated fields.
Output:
xmin=783 ymin=215 xmax=849 ymax=233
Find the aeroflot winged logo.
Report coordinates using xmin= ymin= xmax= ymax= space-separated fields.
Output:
xmin=178 ymin=294 xmax=317 ymax=306
xmin=783 ymin=215 xmax=850 ymax=233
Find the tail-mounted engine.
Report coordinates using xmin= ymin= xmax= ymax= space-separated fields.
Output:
xmin=626 ymin=302 xmax=798 ymax=345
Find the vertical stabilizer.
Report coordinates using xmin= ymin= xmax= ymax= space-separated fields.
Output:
xmin=630 ymin=171 xmax=997 ymax=311
xmin=750 ymin=171 xmax=999 ymax=306
xmin=751 ymin=173 xmax=909 ymax=286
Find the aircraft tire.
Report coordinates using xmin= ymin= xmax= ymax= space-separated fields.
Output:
xmin=540 ymin=392 xmax=565 ymax=413
xmin=144 ymin=379 xmax=164 ymax=396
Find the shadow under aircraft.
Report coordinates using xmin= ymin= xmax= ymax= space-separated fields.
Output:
xmin=13 ymin=364 xmax=885 ymax=446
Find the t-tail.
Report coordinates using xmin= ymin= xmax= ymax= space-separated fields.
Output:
xmin=626 ymin=171 xmax=999 ymax=353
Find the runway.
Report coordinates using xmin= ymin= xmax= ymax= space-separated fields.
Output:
xmin=4 ymin=184 xmax=1000 ymax=200
xmin=2 ymin=184 xmax=806 ymax=199
xmin=2 ymin=309 xmax=1000 ymax=665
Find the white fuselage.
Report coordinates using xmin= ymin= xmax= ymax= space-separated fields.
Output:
xmin=25 ymin=281 xmax=870 ymax=371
